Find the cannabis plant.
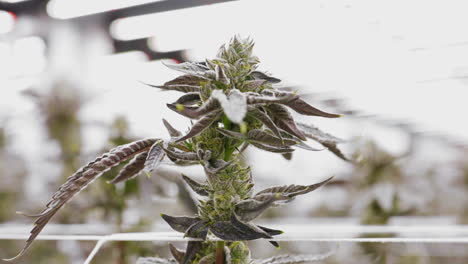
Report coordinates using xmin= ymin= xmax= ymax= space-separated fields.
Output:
xmin=4 ymin=37 xmax=347 ymax=263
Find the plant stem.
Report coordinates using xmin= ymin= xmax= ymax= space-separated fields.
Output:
xmin=215 ymin=241 xmax=225 ymax=264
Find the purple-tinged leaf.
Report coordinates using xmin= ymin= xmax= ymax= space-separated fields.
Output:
xmin=281 ymin=153 xmax=293 ymax=160
xmin=297 ymin=122 xmax=349 ymax=161
xmin=4 ymin=138 xmax=158 ymax=261
xmin=248 ymin=107 xmax=283 ymax=140
xmin=164 ymin=74 xmax=207 ymax=86
xmin=250 ymin=142 xmax=295 ymax=153
xmin=246 ymin=94 xmax=297 ymax=105
xmin=266 ymin=104 xmax=306 ymax=140
xmin=216 ymin=128 xmax=245 ymax=140
xmin=160 ymin=214 xmax=200 ymax=233
xmin=185 ymin=220 xmax=209 ymax=239
xmin=284 ymin=97 xmax=341 ymax=118
xmin=256 ymin=177 xmax=333 ymax=198
xmin=174 ymin=92 xmax=201 ymax=105
xmin=182 ymin=241 xmax=203 ymax=264
xmin=169 ymin=243 xmax=185 ymax=264
xmin=247 ymin=129 xmax=297 ymax=147
xmin=163 ymin=148 xmax=199 ymax=161
xmin=109 ymin=151 xmax=148 ymax=184
xmin=235 ymin=195 xmax=280 ymax=221
xmin=163 ymin=119 xmax=182 ymax=138
xmin=144 ymin=140 xmax=165 ymax=173
xmin=145 ymin=83 xmax=201 ymax=93
xmin=215 ymin=64 xmax=230 ymax=85
xmin=182 ymin=174 xmax=210 ymax=196
xmin=163 ymin=61 xmax=208 ymax=75
xmin=251 ymin=71 xmax=281 ymax=83
xmin=176 ymin=111 xmax=223 ymax=143
xmin=243 ymin=79 xmax=267 ymax=91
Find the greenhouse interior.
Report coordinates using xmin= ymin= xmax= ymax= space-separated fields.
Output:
xmin=0 ymin=0 xmax=468 ymax=263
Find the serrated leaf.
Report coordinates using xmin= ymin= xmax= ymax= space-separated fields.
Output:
xmin=4 ymin=138 xmax=159 ymax=261
xmin=109 ymin=151 xmax=148 ymax=184
xmin=182 ymin=174 xmax=210 ymax=196
xmin=266 ymin=104 xmax=306 ymax=140
xmin=176 ymin=110 xmax=223 ymax=143
xmin=296 ymin=122 xmax=349 ymax=161
xmin=256 ymin=177 xmax=333 ymax=198
xmin=160 ymin=214 xmax=200 ymax=233
xmin=144 ymin=140 xmax=165 ymax=173
xmin=251 ymin=71 xmax=281 ymax=83
xmin=163 ymin=119 xmax=182 ymax=138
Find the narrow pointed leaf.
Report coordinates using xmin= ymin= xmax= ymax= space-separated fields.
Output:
xmin=160 ymin=214 xmax=200 ymax=233
xmin=243 ymin=79 xmax=267 ymax=91
xmin=163 ymin=119 xmax=182 ymax=138
xmin=266 ymin=104 xmax=306 ymax=140
xmin=4 ymin=138 xmax=158 ymax=261
xmin=136 ymin=257 xmax=177 ymax=264
xmin=182 ymin=241 xmax=203 ymax=264
xmin=257 ymin=225 xmax=283 ymax=236
xmin=251 ymin=71 xmax=281 ymax=83
xmin=247 ymin=129 xmax=297 ymax=147
xmin=256 ymin=177 xmax=333 ymax=198
xmin=163 ymin=148 xmax=199 ymax=161
xmin=144 ymin=140 xmax=165 ymax=173
xmin=174 ymin=92 xmax=201 ymax=105
xmin=165 ymin=74 xmax=207 ymax=86
xmin=176 ymin=111 xmax=223 ymax=142
xmin=163 ymin=61 xmax=208 ymax=75
xmin=215 ymin=64 xmax=230 ymax=85
xmin=250 ymin=142 xmax=295 ymax=153
xmin=216 ymin=128 xmax=245 ymax=140
xmin=284 ymin=97 xmax=341 ymax=118
xmin=185 ymin=220 xmax=209 ymax=239
xmin=109 ymin=151 xmax=148 ymax=184
xmin=169 ymin=244 xmax=185 ymax=264
xmin=246 ymin=94 xmax=297 ymax=105
xmin=248 ymin=107 xmax=283 ymax=139
xmin=182 ymin=174 xmax=210 ymax=196
xmin=297 ymin=122 xmax=349 ymax=161
xmin=235 ymin=196 xmax=279 ymax=221
xmin=145 ymin=83 xmax=201 ymax=93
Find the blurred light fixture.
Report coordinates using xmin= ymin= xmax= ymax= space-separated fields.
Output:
xmin=0 ymin=10 xmax=15 ymax=34
xmin=110 ymin=2 xmax=241 ymax=41
xmin=47 ymin=0 xmax=164 ymax=19
xmin=0 ymin=0 xmax=31 ymax=3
